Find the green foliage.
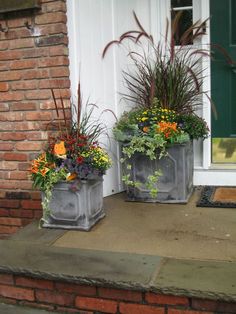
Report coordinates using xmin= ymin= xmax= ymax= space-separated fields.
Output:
xmin=177 ymin=114 xmax=209 ymax=140
xmin=40 ymin=167 xmax=68 ymax=226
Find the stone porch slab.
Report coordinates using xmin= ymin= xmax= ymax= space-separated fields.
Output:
xmin=0 ymin=239 xmax=236 ymax=302
xmin=0 ymin=303 xmax=52 ymax=314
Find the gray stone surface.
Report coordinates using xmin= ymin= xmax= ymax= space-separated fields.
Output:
xmin=0 ymin=303 xmax=53 ymax=314
xmin=0 ymin=240 xmax=161 ymax=290
xmin=152 ymin=257 xmax=236 ymax=301
xmin=10 ymin=221 xmax=65 ymax=245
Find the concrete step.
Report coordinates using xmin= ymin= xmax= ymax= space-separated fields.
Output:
xmin=0 ymin=303 xmax=54 ymax=314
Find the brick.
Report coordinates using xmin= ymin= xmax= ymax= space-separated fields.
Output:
xmin=39 ymin=100 xmax=60 ymax=110
xmin=38 ymin=56 xmax=69 ymax=68
xmin=119 ymin=302 xmax=165 ymax=314
xmin=9 ymin=171 xmax=29 ymax=180
xmin=8 ymin=18 xmax=28 ymax=28
xmin=31 ymin=191 xmax=41 ymax=200
xmin=0 ymin=200 xmax=20 ymax=208
xmin=14 ymin=122 xmax=40 ymax=131
xmin=0 ymin=112 xmax=24 ymax=122
xmin=0 ymin=143 xmax=14 ymax=151
xmin=10 ymin=60 xmax=37 ymax=70
xmin=0 ymin=274 xmax=14 ymax=285
xmin=0 ymin=225 xmax=19 ymax=234
xmin=0 ymin=217 xmax=22 ymax=226
xmin=0 ymin=50 xmax=22 ymax=61
xmin=6 ymin=29 xmax=32 ymax=40
xmin=15 ymin=142 xmax=42 ymax=151
xmin=34 ymin=210 xmax=43 ymax=219
xmin=25 ymin=111 xmax=52 ymax=121
xmin=24 ymin=69 xmax=49 ymax=80
xmin=0 ymin=133 xmax=26 ymax=141
xmin=192 ymin=299 xmax=236 ymax=313
xmin=0 ymin=161 xmax=18 ymax=170
xmin=98 ymin=288 xmax=142 ymax=302
xmin=49 ymin=45 xmax=69 ymax=56
xmin=36 ymin=34 xmax=67 ymax=47
xmin=9 ymin=38 xmax=34 ymax=49
xmin=25 ymin=90 xmax=51 ymax=100
xmin=55 ymin=282 xmax=96 ymax=296
xmin=168 ymin=310 xmax=213 ymax=314
xmin=50 ymin=66 xmax=70 ymax=77
xmin=51 ymin=89 xmax=70 ymax=99
xmin=10 ymin=103 xmax=37 ymax=111
xmin=15 ymin=276 xmax=54 ymax=290
xmin=11 ymin=81 xmax=38 ymax=91
xmin=21 ymin=48 xmax=49 ymax=59
xmin=146 ymin=293 xmax=189 ymax=306
xmin=0 ymin=284 xmax=34 ymax=301
xmin=42 ymin=1 xmax=67 ymax=13
xmin=26 ymin=131 xmax=48 ymax=140
xmin=0 ymin=41 xmax=9 ymax=51
xmin=6 ymin=191 xmax=31 ymax=199
xmin=0 ymin=71 xmax=21 ymax=81
xmin=0 ymin=92 xmax=24 ymax=102
xmin=40 ymin=23 xmax=67 ymax=36
xmin=0 ymin=209 xmax=9 ymax=216
xmin=10 ymin=209 xmax=34 ymax=219
xmin=21 ymin=200 xmax=42 ymax=210
xmin=0 ymin=82 xmax=9 ymax=91
xmin=36 ymin=290 xmax=74 ymax=306
xmin=75 ymin=296 xmax=118 ymax=313
xmin=3 ymin=153 xmax=27 ymax=161
xmin=18 ymin=162 xmax=31 ymax=171
xmin=39 ymin=78 xmax=70 ymax=89
xmin=0 ymin=104 xmax=9 ymax=111
xmin=35 ymin=12 xmax=67 ymax=25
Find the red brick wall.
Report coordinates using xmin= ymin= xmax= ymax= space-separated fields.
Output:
xmin=0 ymin=273 xmax=236 ymax=313
xmin=0 ymin=0 xmax=71 ymax=236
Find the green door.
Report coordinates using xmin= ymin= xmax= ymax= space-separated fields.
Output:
xmin=211 ymin=0 xmax=236 ymax=163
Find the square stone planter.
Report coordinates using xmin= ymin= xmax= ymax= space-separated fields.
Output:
xmin=42 ymin=178 xmax=105 ymax=231
xmin=125 ymin=141 xmax=193 ymax=203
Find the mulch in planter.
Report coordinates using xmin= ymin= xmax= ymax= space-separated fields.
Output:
xmin=197 ymin=186 xmax=236 ymax=208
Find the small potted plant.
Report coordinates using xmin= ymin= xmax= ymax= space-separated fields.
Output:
xmin=103 ymin=12 xmax=209 ymax=203
xmin=30 ymin=85 xmax=112 ymax=230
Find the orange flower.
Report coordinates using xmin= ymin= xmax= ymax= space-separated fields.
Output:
xmin=66 ymin=173 xmax=77 ymax=181
xmin=40 ymin=168 xmax=50 ymax=177
xmin=143 ymin=126 xmax=149 ymax=133
xmin=54 ymin=141 xmax=66 ymax=156
xmin=157 ymin=122 xmax=178 ymax=139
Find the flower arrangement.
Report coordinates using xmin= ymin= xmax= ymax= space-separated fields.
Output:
xmin=30 ymin=86 xmax=112 ymax=223
xmin=103 ymin=12 xmax=210 ymax=197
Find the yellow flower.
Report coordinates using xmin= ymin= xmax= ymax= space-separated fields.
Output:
xmin=141 ymin=117 xmax=148 ymax=121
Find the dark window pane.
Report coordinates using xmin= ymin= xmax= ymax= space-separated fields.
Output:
xmin=231 ymin=0 xmax=236 ymax=44
xmin=171 ymin=0 xmax=192 ymax=8
xmin=171 ymin=9 xmax=193 ymax=45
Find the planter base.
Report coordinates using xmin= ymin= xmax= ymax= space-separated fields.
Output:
xmin=126 ymin=142 xmax=193 ymax=203
xmin=42 ymin=179 xmax=105 ymax=231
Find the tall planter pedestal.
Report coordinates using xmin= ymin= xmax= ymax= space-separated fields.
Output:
xmin=42 ymin=178 xmax=105 ymax=231
xmin=126 ymin=141 xmax=193 ymax=203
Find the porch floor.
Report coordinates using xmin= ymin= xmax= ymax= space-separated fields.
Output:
xmin=1 ymin=188 xmax=236 ymax=303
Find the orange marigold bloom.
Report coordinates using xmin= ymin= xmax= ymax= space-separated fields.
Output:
xmin=157 ymin=122 xmax=178 ymax=138
xmin=143 ymin=126 xmax=149 ymax=133
xmin=54 ymin=141 xmax=66 ymax=156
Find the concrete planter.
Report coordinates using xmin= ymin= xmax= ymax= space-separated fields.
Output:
xmin=42 ymin=178 xmax=105 ymax=231
xmin=125 ymin=141 xmax=193 ymax=203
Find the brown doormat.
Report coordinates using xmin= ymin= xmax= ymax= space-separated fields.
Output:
xmin=197 ymin=186 xmax=236 ymax=208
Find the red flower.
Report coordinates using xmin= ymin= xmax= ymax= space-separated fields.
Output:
xmin=77 ymin=156 xmax=84 ymax=164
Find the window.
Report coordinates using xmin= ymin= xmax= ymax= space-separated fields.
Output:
xmin=171 ymin=0 xmax=193 ymax=45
